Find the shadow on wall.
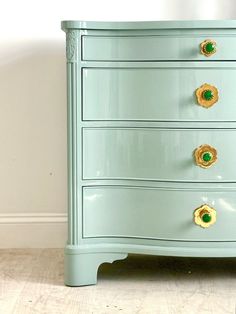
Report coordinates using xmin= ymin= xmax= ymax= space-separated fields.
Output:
xmin=0 ymin=39 xmax=67 ymax=214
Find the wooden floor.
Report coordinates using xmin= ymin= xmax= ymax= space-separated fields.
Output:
xmin=0 ymin=249 xmax=235 ymax=314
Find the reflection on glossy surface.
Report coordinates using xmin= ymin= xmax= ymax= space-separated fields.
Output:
xmin=84 ymin=192 xmax=102 ymax=202
xmin=218 ymin=198 xmax=236 ymax=212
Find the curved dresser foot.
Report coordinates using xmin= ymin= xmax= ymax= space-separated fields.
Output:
xmin=64 ymin=251 xmax=128 ymax=286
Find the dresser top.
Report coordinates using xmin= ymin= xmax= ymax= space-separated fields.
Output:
xmin=61 ymin=20 xmax=236 ymax=31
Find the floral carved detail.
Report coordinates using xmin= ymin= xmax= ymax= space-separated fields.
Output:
xmin=66 ymin=31 xmax=77 ymax=61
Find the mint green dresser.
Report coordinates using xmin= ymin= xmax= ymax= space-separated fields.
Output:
xmin=61 ymin=20 xmax=236 ymax=286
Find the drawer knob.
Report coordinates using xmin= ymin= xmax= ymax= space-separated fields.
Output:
xmin=195 ymin=83 xmax=219 ymax=108
xmin=194 ymin=204 xmax=216 ymax=228
xmin=200 ymin=39 xmax=216 ymax=56
xmin=194 ymin=144 xmax=217 ymax=168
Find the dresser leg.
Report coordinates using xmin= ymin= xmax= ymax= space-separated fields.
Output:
xmin=64 ymin=251 xmax=128 ymax=286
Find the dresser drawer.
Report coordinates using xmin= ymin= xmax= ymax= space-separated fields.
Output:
xmin=83 ymin=128 xmax=236 ymax=182
xmin=83 ymin=66 xmax=236 ymax=121
xmin=83 ymin=186 xmax=236 ymax=241
xmin=82 ymin=35 xmax=236 ymax=61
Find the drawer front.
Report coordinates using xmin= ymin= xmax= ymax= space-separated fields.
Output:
xmin=83 ymin=67 xmax=236 ymax=121
xmin=83 ymin=128 xmax=236 ymax=182
xmin=83 ymin=186 xmax=236 ymax=241
xmin=82 ymin=35 xmax=236 ymax=61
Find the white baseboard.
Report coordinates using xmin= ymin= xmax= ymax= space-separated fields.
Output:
xmin=0 ymin=213 xmax=67 ymax=248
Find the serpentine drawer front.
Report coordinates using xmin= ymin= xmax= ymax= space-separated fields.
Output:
xmin=83 ymin=186 xmax=236 ymax=241
xmin=83 ymin=66 xmax=236 ymax=121
xmin=82 ymin=35 xmax=236 ymax=61
xmin=83 ymin=128 xmax=236 ymax=182
xmin=62 ymin=20 xmax=236 ymax=287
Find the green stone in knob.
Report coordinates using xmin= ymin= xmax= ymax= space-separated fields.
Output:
xmin=202 ymin=152 xmax=212 ymax=162
xmin=202 ymin=89 xmax=214 ymax=101
xmin=202 ymin=213 xmax=212 ymax=223
xmin=205 ymin=42 xmax=215 ymax=53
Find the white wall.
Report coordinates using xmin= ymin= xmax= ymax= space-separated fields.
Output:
xmin=0 ymin=0 xmax=236 ymax=248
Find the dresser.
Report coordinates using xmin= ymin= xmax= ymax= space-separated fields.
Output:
xmin=61 ymin=20 xmax=236 ymax=286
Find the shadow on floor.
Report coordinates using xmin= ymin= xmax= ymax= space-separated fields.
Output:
xmin=99 ymin=253 xmax=236 ymax=283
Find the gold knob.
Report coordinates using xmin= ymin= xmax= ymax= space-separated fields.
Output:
xmin=194 ymin=204 xmax=216 ymax=228
xmin=200 ymin=39 xmax=217 ymax=57
xmin=195 ymin=83 xmax=219 ymax=108
xmin=194 ymin=144 xmax=217 ymax=169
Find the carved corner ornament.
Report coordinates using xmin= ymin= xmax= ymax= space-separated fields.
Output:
xmin=66 ymin=30 xmax=78 ymax=62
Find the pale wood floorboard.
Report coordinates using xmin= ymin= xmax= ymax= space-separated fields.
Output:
xmin=0 ymin=249 xmax=235 ymax=314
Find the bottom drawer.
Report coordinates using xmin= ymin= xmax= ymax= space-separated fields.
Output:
xmin=83 ymin=186 xmax=236 ymax=241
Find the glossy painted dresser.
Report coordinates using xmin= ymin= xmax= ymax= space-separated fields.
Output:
xmin=61 ymin=20 xmax=236 ymax=286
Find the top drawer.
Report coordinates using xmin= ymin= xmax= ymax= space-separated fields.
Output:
xmin=82 ymin=35 xmax=236 ymax=61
